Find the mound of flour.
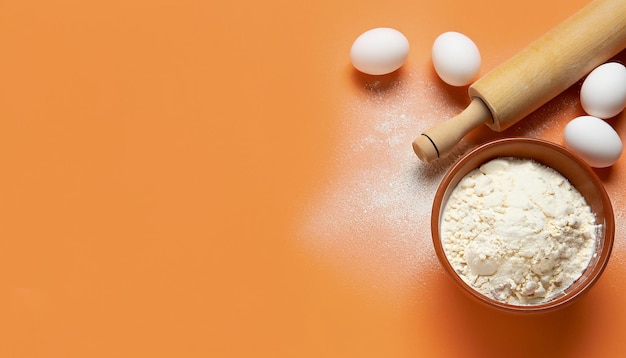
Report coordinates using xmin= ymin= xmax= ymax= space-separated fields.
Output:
xmin=441 ymin=157 xmax=597 ymax=305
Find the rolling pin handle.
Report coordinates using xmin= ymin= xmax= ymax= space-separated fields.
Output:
xmin=412 ymin=98 xmax=493 ymax=162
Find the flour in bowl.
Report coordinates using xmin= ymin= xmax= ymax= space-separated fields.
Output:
xmin=440 ymin=157 xmax=597 ymax=305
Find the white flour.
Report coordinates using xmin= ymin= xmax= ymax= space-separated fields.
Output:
xmin=440 ymin=157 xmax=597 ymax=305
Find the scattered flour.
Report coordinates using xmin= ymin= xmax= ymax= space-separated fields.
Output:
xmin=441 ymin=157 xmax=597 ymax=305
xmin=297 ymin=73 xmax=458 ymax=296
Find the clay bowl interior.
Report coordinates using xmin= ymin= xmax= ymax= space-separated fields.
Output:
xmin=431 ymin=137 xmax=615 ymax=313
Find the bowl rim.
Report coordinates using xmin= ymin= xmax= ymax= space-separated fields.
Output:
xmin=431 ymin=137 xmax=615 ymax=313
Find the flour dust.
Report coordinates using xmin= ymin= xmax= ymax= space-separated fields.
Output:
xmin=297 ymin=71 xmax=470 ymax=298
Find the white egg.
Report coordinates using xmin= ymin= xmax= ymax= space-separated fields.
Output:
xmin=431 ymin=31 xmax=481 ymax=86
xmin=580 ymin=62 xmax=626 ymax=119
xmin=350 ymin=28 xmax=409 ymax=76
xmin=564 ymin=115 xmax=622 ymax=168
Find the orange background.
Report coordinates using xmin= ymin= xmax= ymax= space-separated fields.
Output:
xmin=1 ymin=0 xmax=625 ymax=357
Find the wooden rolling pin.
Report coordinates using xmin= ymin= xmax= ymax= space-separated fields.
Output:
xmin=413 ymin=0 xmax=626 ymax=162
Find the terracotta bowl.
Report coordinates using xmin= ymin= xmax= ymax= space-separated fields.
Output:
xmin=431 ymin=137 xmax=614 ymax=313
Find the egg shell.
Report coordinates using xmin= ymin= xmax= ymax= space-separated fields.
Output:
xmin=564 ymin=115 xmax=622 ymax=168
xmin=431 ymin=31 xmax=481 ymax=86
xmin=350 ymin=28 xmax=409 ymax=76
xmin=580 ymin=62 xmax=626 ymax=119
